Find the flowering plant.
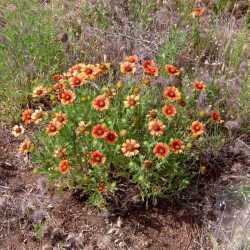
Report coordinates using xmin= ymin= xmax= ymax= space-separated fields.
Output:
xmin=16 ymin=57 xmax=224 ymax=208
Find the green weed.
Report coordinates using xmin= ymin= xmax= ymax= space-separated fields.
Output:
xmin=0 ymin=0 xmax=64 ymax=123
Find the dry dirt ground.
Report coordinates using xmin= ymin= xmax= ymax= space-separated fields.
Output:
xmin=0 ymin=125 xmax=249 ymax=250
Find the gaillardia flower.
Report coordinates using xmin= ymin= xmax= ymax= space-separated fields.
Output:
xmin=31 ymin=108 xmax=47 ymax=124
xmin=143 ymin=60 xmax=159 ymax=76
xmin=53 ymin=82 xmax=65 ymax=91
xmin=104 ymin=130 xmax=118 ymax=144
xmin=153 ymin=143 xmax=169 ymax=159
xmin=19 ymin=138 xmax=32 ymax=154
xmin=53 ymin=74 xmax=64 ymax=81
xmin=90 ymin=150 xmax=106 ymax=166
xmin=191 ymin=121 xmax=205 ymax=137
xmin=169 ymin=139 xmax=184 ymax=154
xmin=147 ymin=109 xmax=158 ymax=120
xmin=22 ymin=109 xmax=33 ymax=125
xmin=81 ymin=64 xmax=99 ymax=80
xmin=125 ymin=55 xmax=138 ymax=64
xmin=211 ymin=111 xmax=223 ymax=123
xmin=47 ymin=121 xmax=61 ymax=137
xmin=120 ymin=61 xmax=136 ymax=74
xmin=124 ymin=95 xmax=140 ymax=108
xmin=12 ymin=125 xmax=25 ymax=137
xmin=32 ymin=85 xmax=48 ymax=98
xmin=53 ymin=112 xmax=68 ymax=126
xmin=165 ymin=64 xmax=181 ymax=76
xmin=70 ymin=76 xmax=86 ymax=88
xmin=162 ymin=104 xmax=177 ymax=118
xmin=191 ymin=7 xmax=205 ymax=17
xmin=92 ymin=124 xmax=108 ymax=139
xmin=59 ymin=160 xmax=70 ymax=174
xmin=163 ymin=86 xmax=181 ymax=101
xmin=58 ymin=90 xmax=76 ymax=105
xmin=193 ymin=80 xmax=206 ymax=91
xmin=98 ymin=63 xmax=111 ymax=75
xmin=67 ymin=64 xmax=82 ymax=77
xmin=92 ymin=95 xmax=110 ymax=111
xmin=122 ymin=139 xmax=140 ymax=157
xmin=148 ymin=119 xmax=166 ymax=137
xmin=98 ymin=182 xmax=107 ymax=193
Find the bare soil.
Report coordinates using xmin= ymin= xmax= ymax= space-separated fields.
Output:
xmin=0 ymin=126 xmax=249 ymax=250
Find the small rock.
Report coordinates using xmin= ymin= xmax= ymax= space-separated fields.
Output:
xmin=116 ymin=217 xmax=122 ymax=228
xmin=118 ymin=241 xmax=127 ymax=248
xmin=225 ymin=120 xmax=241 ymax=132
xmin=0 ymin=197 xmax=7 ymax=207
xmin=107 ymin=227 xmax=117 ymax=235
xmin=42 ymin=244 xmax=53 ymax=250
xmin=97 ymin=235 xmax=112 ymax=249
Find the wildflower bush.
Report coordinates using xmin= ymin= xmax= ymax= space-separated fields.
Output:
xmin=14 ymin=54 xmax=227 ymax=208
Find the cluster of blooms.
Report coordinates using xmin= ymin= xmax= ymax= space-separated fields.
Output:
xmin=14 ymin=55 xmax=224 ymax=198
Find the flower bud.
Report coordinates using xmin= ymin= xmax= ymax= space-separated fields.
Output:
xmin=119 ymin=129 xmax=127 ymax=137
xmin=116 ymin=80 xmax=124 ymax=89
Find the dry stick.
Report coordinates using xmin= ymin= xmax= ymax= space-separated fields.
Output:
xmin=90 ymin=27 xmax=167 ymax=54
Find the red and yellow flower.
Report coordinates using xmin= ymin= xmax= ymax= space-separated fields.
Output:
xmin=59 ymin=159 xmax=70 ymax=174
xmin=80 ymin=64 xmax=100 ymax=80
xmin=58 ymin=89 xmax=76 ymax=105
xmin=120 ymin=61 xmax=136 ymax=74
xmin=125 ymin=55 xmax=138 ymax=64
xmin=90 ymin=150 xmax=106 ymax=166
xmin=53 ymin=74 xmax=64 ymax=81
xmin=12 ymin=125 xmax=25 ymax=137
xmin=70 ymin=76 xmax=86 ymax=88
xmin=211 ymin=111 xmax=223 ymax=123
xmin=97 ymin=63 xmax=111 ymax=75
xmin=53 ymin=112 xmax=68 ymax=126
xmin=163 ymin=86 xmax=181 ymax=101
xmin=98 ymin=182 xmax=107 ymax=193
xmin=191 ymin=7 xmax=205 ymax=17
xmin=31 ymin=108 xmax=47 ymax=124
xmin=19 ymin=138 xmax=32 ymax=154
xmin=53 ymin=82 xmax=65 ymax=91
xmin=121 ymin=139 xmax=140 ymax=157
xmin=147 ymin=109 xmax=158 ymax=120
xmin=148 ymin=119 xmax=166 ymax=137
xmin=124 ymin=95 xmax=140 ymax=108
xmin=104 ymin=130 xmax=118 ymax=144
xmin=153 ymin=143 xmax=169 ymax=159
xmin=143 ymin=60 xmax=159 ymax=76
xmin=22 ymin=109 xmax=33 ymax=125
xmin=191 ymin=121 xmax=205 ymax=137
xmin=92 ymin=95 xmax=110 ymax=111
xmin=67 ymin=64 xmax=83 ymax=77
xmin=92 ymin=124 xmax=108 ymax=139
xmin=169 ymin=139 xmax=184 ymax=154
xmin=47 ymin=121 xmax=61 ymax=137
xmin=193 ymin=80 xmax=206 ymax=91
xmin=162 ymin=104 xmax=177 ymax=118
xmin=32 ymin=85 xmax=48 ymax=98
xmin=165 ymin=64 xmax=181 ymax=76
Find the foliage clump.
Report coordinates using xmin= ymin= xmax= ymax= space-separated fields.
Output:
xmin=15 ymin=55 xmax=226 ymax=208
